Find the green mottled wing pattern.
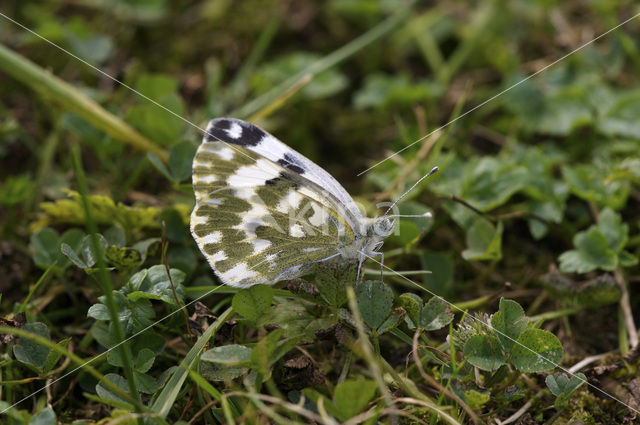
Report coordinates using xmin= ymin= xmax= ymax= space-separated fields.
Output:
xmin=191 ymin=141 xmax=355 ymax=287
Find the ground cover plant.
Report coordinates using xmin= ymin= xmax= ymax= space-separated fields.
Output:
xmin=1 ymin=0 xmax=640 ymax=423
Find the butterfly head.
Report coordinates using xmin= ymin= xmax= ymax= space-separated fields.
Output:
xmin=372 ymin=216 xmax=395 ymax=238
xmin=369 ymin=165 xmax=439 ymax=242
xmin=356 ymin=216 xmax=395 ymax=257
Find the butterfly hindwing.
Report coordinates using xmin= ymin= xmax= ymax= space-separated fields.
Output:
xmin=191 ymin=139 xmax=355 ymax=287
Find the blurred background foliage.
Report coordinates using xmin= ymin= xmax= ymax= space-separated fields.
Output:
xmin=1 ymin=0 xmax=640 ymax=423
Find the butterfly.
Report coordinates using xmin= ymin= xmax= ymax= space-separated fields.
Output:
xmin=190 ymin=118 xmax=432 ymax=287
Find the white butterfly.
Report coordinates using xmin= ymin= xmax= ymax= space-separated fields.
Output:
xmin=190 ymin=118 xmax=431 ymax=287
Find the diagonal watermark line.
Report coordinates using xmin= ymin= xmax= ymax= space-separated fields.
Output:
xmin=358 ymin=250 xmax=640 ymax=415
xmin=356 ymin=10 xmax=640 ymax=177
xmin=0 ymin=255 xmax=273 ymax=416
xmin=3 ymin=7 xmax=639 ymax=181
xmin=1 ymin=4 xmax=637 ymax=417
xmin=0 ymin=12 xmax=269 ymax=168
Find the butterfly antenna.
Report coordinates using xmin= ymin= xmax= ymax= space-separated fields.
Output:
xmin=383 ymin=166 xmax=439 ymax=217
xmin=386 ymin=212 xmax=433 ymax=219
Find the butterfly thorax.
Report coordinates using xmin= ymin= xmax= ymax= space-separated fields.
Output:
xmin=337 ymin=216 xmax=394 ymax=261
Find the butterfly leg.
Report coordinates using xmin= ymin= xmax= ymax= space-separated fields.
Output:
xmin=356 ymin=257 xmax=364 ymax=283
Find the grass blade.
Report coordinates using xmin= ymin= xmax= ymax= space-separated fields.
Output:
xmin=150 ymin=306 xmax=234 ymax=418
xmin=0 ymin=43 xmax=168 ymax=161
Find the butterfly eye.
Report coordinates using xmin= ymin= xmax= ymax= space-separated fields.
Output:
xmin=374 ymin=218 xmax=394 ymax=236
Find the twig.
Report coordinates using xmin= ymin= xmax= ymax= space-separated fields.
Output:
xmin=615 ymin=269 xmax=638 ymax=349
xmin=228 ymin=391 xmax=326 ymax=423
xmin=568 ymin=353 xmax=609 ymax=374
xmin=495 ymin=390 xmax=543 ymax=425
xmin=188 ymin=400 xmax=218 ymax=424
xmin=448 ymin=195 xmax=549 ymax=224
xmin=248 ymin=73 xmax=312 ymax=121
xmin=344 ymin=406 xmax=431 ymax=425
xmin=378 ymin=359 xmax=462 ymax=424
xmin=411 ymin=329 xmax=481 ymax=424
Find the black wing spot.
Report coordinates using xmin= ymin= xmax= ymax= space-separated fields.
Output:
xmin=277 ymin=153 xmax=305 ymax=174
xmin=265 ymin=172 xmax=299 ymax=189
xmin=214 ymin=119 xmax=232 ymax=130
xmin=204 ymin=119 xmax=266 ymax=147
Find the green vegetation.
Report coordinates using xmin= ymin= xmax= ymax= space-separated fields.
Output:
xmin=1 ymin=1 xmax=639 ymax=423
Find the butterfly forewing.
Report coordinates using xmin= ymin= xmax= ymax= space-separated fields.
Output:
xmin=191 ymin=140 xmax=355 ymax=287
xmin=203 ymin=118 xmax=364 ymax=226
